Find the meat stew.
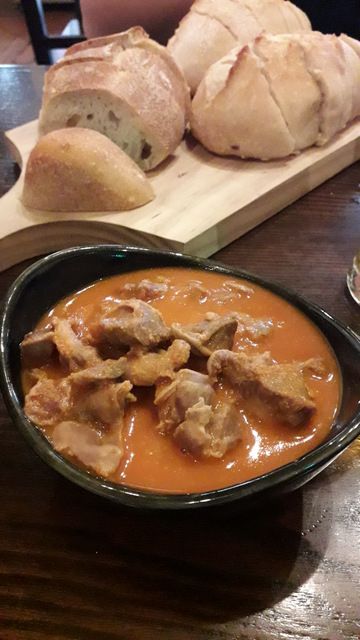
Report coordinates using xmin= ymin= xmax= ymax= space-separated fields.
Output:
xmin=20 ymin=267 xmax=340 ymax=493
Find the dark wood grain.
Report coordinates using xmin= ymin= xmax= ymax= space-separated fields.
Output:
xmin=0 ymin=65 xmax=359 ymax=640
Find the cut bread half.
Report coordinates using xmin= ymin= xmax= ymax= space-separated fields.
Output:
xmin=22 ymin=128 xmax=154 ymax=212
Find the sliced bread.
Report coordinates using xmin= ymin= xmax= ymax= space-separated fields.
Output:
xmin=39 ymin=28 xmax=190 ymax=171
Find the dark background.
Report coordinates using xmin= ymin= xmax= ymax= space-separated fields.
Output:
xmin=296 ymin=0 xmax=360 ymax=39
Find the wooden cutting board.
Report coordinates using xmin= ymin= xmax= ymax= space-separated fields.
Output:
xmin=1 ymin=118 xmax=360 ymax=272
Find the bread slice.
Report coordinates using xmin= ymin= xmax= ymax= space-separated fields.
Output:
xmin=62 ymin=27 xmax=190 ymax=117
xmin=22 ymin=128 xmax=154 ymax=212
xmin=39 ymin=28 xmax=190 ymax=171
xmin=65 ymin=25 xmax=148 ymax=56
xmin=191 ymin=32 xmax=360 ymax=160
xmin=167 ymin=0 xmax=311 ymax=93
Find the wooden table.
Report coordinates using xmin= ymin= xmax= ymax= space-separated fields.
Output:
xmin=0 ymin=65 xmax=360 ymax=640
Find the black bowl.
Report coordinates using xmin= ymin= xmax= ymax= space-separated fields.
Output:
xmin=1 ymin=245 xmax=360 ymax=510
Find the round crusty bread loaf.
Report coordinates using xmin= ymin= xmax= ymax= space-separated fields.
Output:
xmin=167 ymin=0 xmax=311 ymax=94
xmin=190 ymin=32 xmax=360 ymax=161
xmin=39 ymin=27 xmax=190 ymax=172
xmin=22 ymin=128 xmax=154 ymax=212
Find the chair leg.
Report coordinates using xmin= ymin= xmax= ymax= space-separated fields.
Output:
xmin=74 ymin=0 xmax=84 ymax=34
xmin=20 ymin=0 xmax=52 ymax=64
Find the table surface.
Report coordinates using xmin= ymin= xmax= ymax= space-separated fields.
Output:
xmin=0 ymin=65 xmax=360 ymax=640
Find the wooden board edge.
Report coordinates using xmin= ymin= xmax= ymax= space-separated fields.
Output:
xmin=5 ymin=120 xmax=37 ymax=150
xmin=0 ymin=221 xmax=187 ymax=272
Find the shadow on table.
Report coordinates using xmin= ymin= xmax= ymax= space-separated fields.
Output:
xmin=40 ymin=480 xmax=331 ymax=625
xmin=0 ymin=409 xmax=335 ymax=631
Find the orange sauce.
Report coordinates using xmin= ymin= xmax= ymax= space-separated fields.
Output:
xmin=25 ymin=267 xmax=341 ymax=493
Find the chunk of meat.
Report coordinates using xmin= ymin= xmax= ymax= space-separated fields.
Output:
xmin=173 ymin=399 xmax=241 ymax=459
xmin=155 ymin=368 xmax=213 ymax=434
xmin=25 ymin=367 xmax=49 ymax=386
xmin=208 ymin=350 xmax=320 ymax=427
xmin=25 ymin=357 xmax=134 ymax=433
xmin=76 ymin=380 xmax=134 ymax=426
xmin=125 ymin=339 xmax=190 ymax=386
xmin=53 ymin=318 xmax=100 ymax=371
xmin=184 ymin=280 xmax=209 ymax=303
xmin=95 ymin=298 xmax=170 ymax=348
xmin=24 ymin=378 xmax=71 ymax=428
xmin=174 ymin=399 xmax=213 ymax=456
xmin=20 ymin=327 xmax=55 ymax=368
xmin=231 ymin=312 xmax=275 ymax=339
xmin=70 ymin=358 xmax=127 ymax=384
xmin=209 ymin=350 xmax=272 ymax=381
xmin=208 ymin=403 xmax=242 ymax=457
xmin=52 ymin=421 xmax=122 ymax=477
xmin=171 ymin=313 xmax=238 ymax=356
xmin=119 ymin=279 xmax=169 ymax=301
xmin=223 ymin=280 xmax=254 ymax=296
xmin=302 ymin=357 xmax=327 ymax=377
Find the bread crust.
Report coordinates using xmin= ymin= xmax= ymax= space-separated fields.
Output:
xmin=253 ymin=34 xmax=321 ymax=149
xmin=168 ymin=0 xmax=312 ymax=93
xmin=168 ymin=12 xmax=237 ymax=95
xmin=22 ymin=128 xmax=154 ymax=212
xmin=40 ymin=28 xmax=190 ymax=171
xmin=63 ymin=27 xmax=191 ymax=117
xmin=191 ymin=32 xmax=360 ymax=160
xmin=191 ymin=44 xmax=295 ymax=159
xmin=297 ymin=33 xmax=354 ymax=145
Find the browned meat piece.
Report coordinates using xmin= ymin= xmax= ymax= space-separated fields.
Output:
xmin=25 ymin=363 xmax=134 ymax=429
xmin=171 ymin=313 xmax=238 ymax=357
xmin=155 ymin=368 xmax=213 ymax=434
xmin=302 ymin=358 xmax=327 ymax=377
xmin=70 ymin=358 xmax=127 ymax=384
xmin=173 ymin=399 xmax=212 ymax=455
xmin=125 ymin=339 xmax=190 ymax=386
xmin=20 ymin=327 xmax=55 ymax=368
xmin=52 ymin=421 xmax=122 ymax=477
xmin=173 ymin=399 xmax=241 ymax=458
xmin=208 ymin=350 xmax=320 ymax=427
xmin=207 ymin=403 xmax=242 ymax=457
xmin=21 ymin=329 xmax=53 ymax=365
xmin=231 ymin=312 xmax=274 ymax=339
xmin=208 ymin=350 xmax=272 ymax=382
xmin=223 ymin=280 xmax=254 ymax=296
xmin=24 ymin=378 xmax=71 ymax=428
xmin=53 ymin=318 xmax=100 ymax=371
xmin=25 ymin=368 xmax=49 ymax=385
xmin=95 ymin=298 xmax=170 ymax=348
xmin=76 ymin=380 xmax=135 ymax=426
xmin=184 ymin=280 xmax=209 ymax=303
xmin=119 ymin=279 xmax=169 ymax=301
